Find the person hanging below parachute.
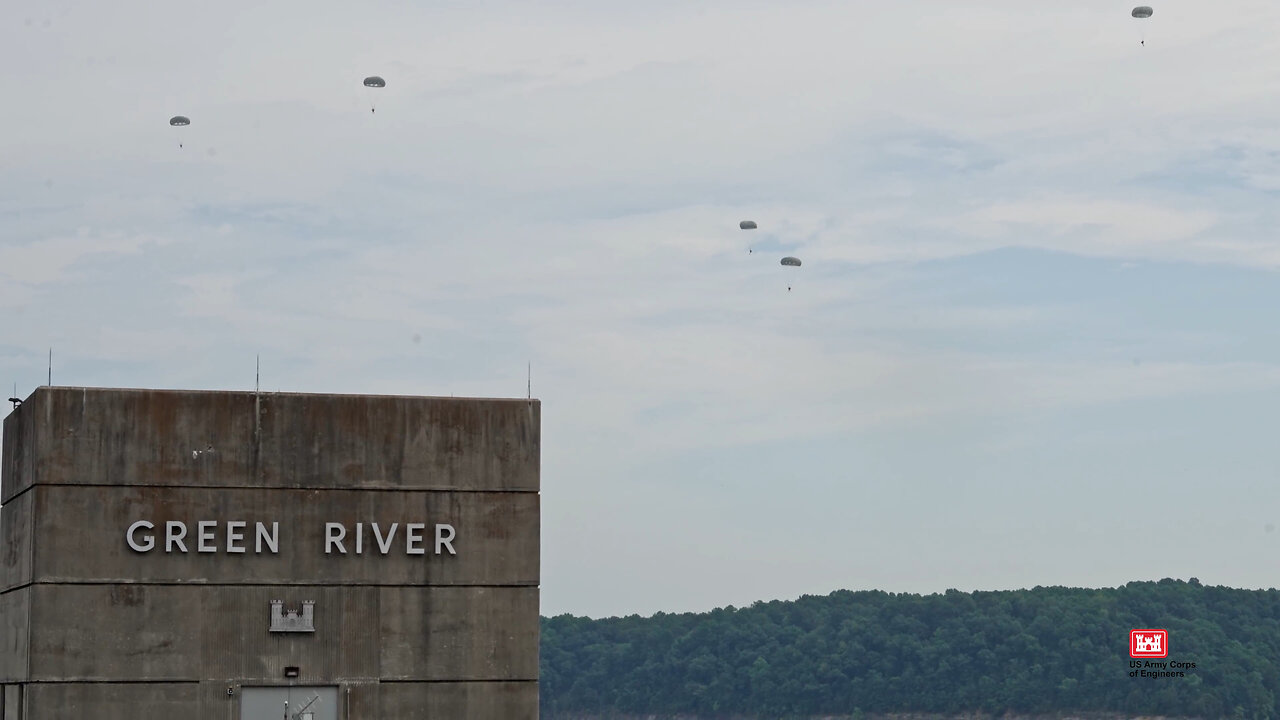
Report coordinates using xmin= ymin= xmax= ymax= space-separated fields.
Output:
xmin=780 ymin=256 xmax=801 ymax=292
xmin=740 ymin=220 xmax=757 ymax=253
xmin=1132 ymin=6 xmax=1153 ymax=46
xmin=169 ymin=115 xmax=190 ymax=148
xmin=363 ymin=76 xmax=386 ymax=113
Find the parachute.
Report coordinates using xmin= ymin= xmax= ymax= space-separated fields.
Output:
xmin=169 ymin=115 xmax=190 ymax=148
xmin=363 ymin=76 xmax=385 ymax=113
xmin=780 ymin=256 xmax=801 ymax=292
xmin=740 ymin=220 xmax=758 ymax=253
xmin=1132 ymin=6 xmax=1153 ymax=45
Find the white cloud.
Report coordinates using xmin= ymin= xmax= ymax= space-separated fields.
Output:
xmin=0 ymin=228 xmax=176 ymax=286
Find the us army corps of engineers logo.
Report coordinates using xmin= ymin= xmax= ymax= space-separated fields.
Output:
xmin=1128 ymin=629 xmax=1197 ymax=678
xmin=1131 ymin=629 xmax=1167 ymax=658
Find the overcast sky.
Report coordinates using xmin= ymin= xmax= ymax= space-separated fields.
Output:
xmin=3 ymin=1 xmax=1280 ymax=618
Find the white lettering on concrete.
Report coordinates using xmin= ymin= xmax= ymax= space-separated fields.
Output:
xmin=166 ymin=521 xmax=188 ymax=553
xmin=197 ymin=521 xmax=217 ymax=553
xmin=226 ymin=521 xmax=246 ymax=553
xmin=373 ymin=522 xmax=397 ymax=553
xmin=435 ymin=524 xmax=456 ymax=555
xmin=325 ymin=523 xmax=347 ymax=554
xmin=406 ymin=523 xmax=425 ymax=555
xmin=127 ymin=520 xmax=155 ymax=552
xmin=256 ymin=522 xmax=279 ymax=554
xmin=127 ymin=520 xmax=456 ymax=556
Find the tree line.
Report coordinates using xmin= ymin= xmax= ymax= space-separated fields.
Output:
xmin=540 ymin=579 xmax=1280 ymax=719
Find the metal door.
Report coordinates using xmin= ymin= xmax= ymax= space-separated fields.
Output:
xmin=240 ymin=686 xmax=339 ymax=720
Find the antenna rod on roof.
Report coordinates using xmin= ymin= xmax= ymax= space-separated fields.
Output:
xmin=528 ymin=362 xmax=531 ymax=400
xmin=48 ymin=348 xmax=52 ymax=386
xmin=253 ymin=355 xmax=262 ymax=449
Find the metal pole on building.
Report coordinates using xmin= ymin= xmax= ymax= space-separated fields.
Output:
xmin=48 ymin=348 xmax=52 ymax=386
xmin=254 ymin=355 xmax=262 ymax=452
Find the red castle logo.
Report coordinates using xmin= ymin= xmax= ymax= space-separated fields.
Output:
xmin=1130 ymin=629 xmax=1168 ymax=658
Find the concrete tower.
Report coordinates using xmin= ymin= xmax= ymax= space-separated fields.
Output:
xmin=0 ymin=386 xmax=540 ymax=718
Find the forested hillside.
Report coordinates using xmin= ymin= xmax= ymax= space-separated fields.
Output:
xmin=540 ymin=579 xmax=1280 ymax=719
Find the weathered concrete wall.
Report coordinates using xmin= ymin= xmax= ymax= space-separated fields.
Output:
xmin=2 ymin=386 xmax=540 ymax=502
xmin=0 ymin=589 xmax=28 ymax=682
xmin=0 ymin=398 xmax=35 ymax=506
xmin=19 ymin=583 xmax=536 ymax=683
xmin=0 ymin=490 xmax=32 ymax=593
xmin=22 ymin=683 xmax=199 ymax=718
xmin=0 ymin=385 xmax=541 ymax=718
xmin=380 ymin=680 xmax=539 ymax=718
xmin=378 ymin=585 xmax=541 ymax=680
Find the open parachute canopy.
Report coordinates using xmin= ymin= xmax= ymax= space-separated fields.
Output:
xmin=1132 ymin=6 xmax=1153 ymax=18
xmin=739 ymin=220 xmax=757 ymax=230
xmin=780 ymin=257 xmax=802 ymax=267
xmin=169 ymin=116 xmax=190 ymax=126
xmin=363 ymin=76 xmax=386 ymax=88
